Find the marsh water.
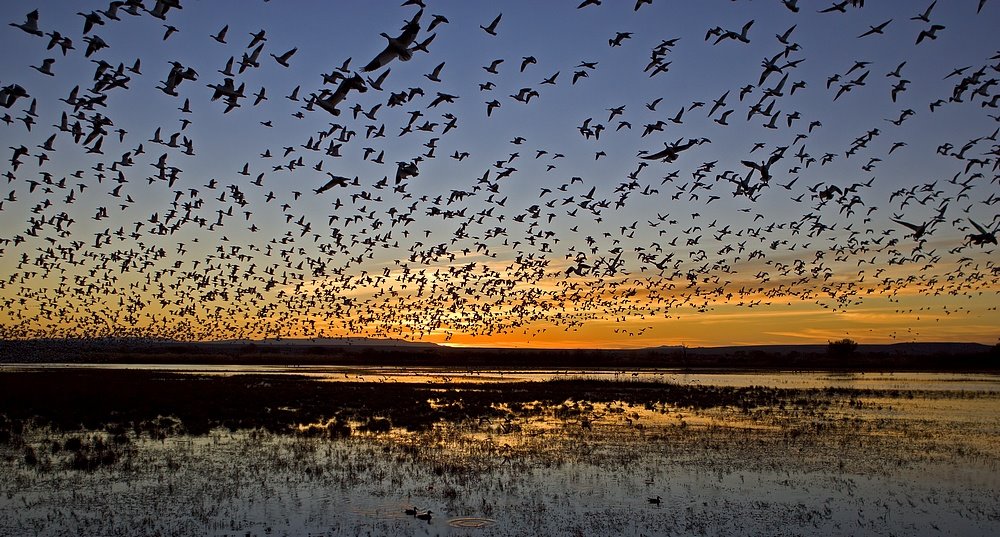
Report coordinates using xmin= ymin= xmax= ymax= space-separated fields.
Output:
xmin=6 ymin=362 xmax=1000 ymax=390
xmin=1 ymin=367 xmax=998 ymax=536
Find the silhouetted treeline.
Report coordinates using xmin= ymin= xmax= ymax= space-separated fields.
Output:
xmin=0 ymin=338 xmax=997 ymax=371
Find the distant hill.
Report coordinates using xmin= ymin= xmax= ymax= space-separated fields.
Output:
xmin=682 ymin=342 xmax=993 ymax=356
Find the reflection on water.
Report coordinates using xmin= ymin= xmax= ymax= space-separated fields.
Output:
xmin=4 ymin=362 xmax=1000 ymax=391
xmin=1 ymin=376 xmax=999 ymax=536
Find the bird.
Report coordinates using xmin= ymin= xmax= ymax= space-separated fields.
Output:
xmin=481 ymin=13 xmax=502 ymax=36
xmin=485 ymin=99 xmax=501 ymax=117
xmin=966 ymin=220 xmax=997 ymax=245
xmin=428 ymin=14 xmax=449 ymax=32
xmin=78 ymin=11 xmax=105 ymax=35
xmin=31 ymin=58 xmax=56 ymax=76
xmin=248 ymin=29 xmax=267 ymax=48
xmin=916 ymin=24 xmax=945 ymax=44
xmin=10 ymin=9 xmax=44 ymax=37
xmin=818 ymin=1 xmax=852 ymax=14
xmin=641 ymin=138 xmax=701 ymax=162
xmin=314 ymin=74 xmax=367 ymax=115
xmin=211 ymin=24 xmax=228 ymax=44
xmin=858 ymin=20 xmax=891 ymax=38
xmin=162 ymin=24 xmax=179 ymax=40
xmin=363 ymin=10 xmax=423 ymax=71
xmin=892 ymin=218 xmax=929 ymax=239
xmin=424 ymin=61 xmax=445 ymax=82
xmin=270 ymin=47 xmax=297 ymax=67
xmin=483 ymin=59 xmax=504 ymax=75
xmin=609 ymin=32 xmax=632 ymax=47
xmin=315 ymin=174 xmax=355 ymax=194
xmin=911 ymin=1 xmax=937 ymax=23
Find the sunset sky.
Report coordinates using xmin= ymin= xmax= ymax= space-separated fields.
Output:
xmin=0 ymin=1 xmax=997 ymax=348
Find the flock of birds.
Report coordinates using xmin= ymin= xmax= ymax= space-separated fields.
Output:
xmin=0 ymin=0 xmax=998 ymax=345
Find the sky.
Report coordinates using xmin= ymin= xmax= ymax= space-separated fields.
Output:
xmin=0 ymin=0 xmax=998 ymax=348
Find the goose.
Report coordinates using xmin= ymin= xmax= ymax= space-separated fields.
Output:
xmin=424 ymin=62 xmax=445 ymax=82
xmin=481 ymin=13 xmax=501 ymax=36
xmin=77 ymin=11 xmax=104 ymax=35
xmin=270 ymin=47 xmax=297 ymax=68
xmin=238 ymin=44 xmax=264 ymax=73
xmin=211 ymin=24 xmax=228 ymax=44
xmin=485 ymin=99 xmax=501 ymax=117
xmin=911 ymin=1 xmax=936 ymax=22
xmin=146 ymin=0 xmax=183 ymax=20
xmin=363 ymin=10 xmax=422 ymax=72
xmin=314 ymin=73 xmax=367 ymax=116
xmin=428 ymin=14 xmax=448 ymax=31
xmin=892 ymin=218 xmax=929 ymax=240
xmin=416 ymin=510 xmax=433 ymax=521
xmin=32 ymin=58 xmax=56 ymax=77
xmin=641 ymin=138 xmax=700 ymax=162
xmin=162 ymin=24 xmax=179 ymax=40
xmin=483 ymin=59 xmax=503 ymax=74
xmin=409 ymin=33 xmax=436 ymax=54
xmin=609 ymin=32 xmax=632 ymax=47
xmin=314 ymin=174 xmax=354 ymax=194
xmin=247 ymin=29 xmax=266 ymax=48
xmin=966 ymin=220 xmax=997 ymax=245
xmin=648 ymin=496 xmax=662 ymax=505
xmin=97 ymin=2 xmax=124 ymax=21
xmin=82 ymin=35 xmax=108 ymax=58
xmin=858 ymin=19 xmax=891 ymax=38
xmin=366 ymin=69 xmax=390 ymax=91
xmin=915 ymin=24 xmax=945 ymax=45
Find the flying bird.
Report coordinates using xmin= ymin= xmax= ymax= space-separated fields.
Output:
xmin=363 ymin=10 xmax=422 ymax=71
xmin=270 ymin=47 xmax=297 ymax=67
xmin=858 ymin=20 xmax=892 ymax=38
xmin=481 ymin=13 xmax=502 ymax=36
xmin=10 ymin=9 xmax=44 ymax=36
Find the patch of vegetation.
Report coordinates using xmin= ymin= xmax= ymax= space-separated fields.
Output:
xmin=0 ymin=369 xmax=970 ymax=440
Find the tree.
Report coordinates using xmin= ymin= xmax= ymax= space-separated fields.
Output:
xmin=828 ymin=338 xmax=858 ymax=357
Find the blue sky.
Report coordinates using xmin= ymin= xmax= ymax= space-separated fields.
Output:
xmin=0 ymin=1 xmax=998 ymax=346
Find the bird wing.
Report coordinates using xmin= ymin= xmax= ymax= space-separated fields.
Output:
xmin=363 ymin=46 xmax=396 ymax=72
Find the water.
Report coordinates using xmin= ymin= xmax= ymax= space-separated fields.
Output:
xmin=1 ymin=368 xmax=998 ymax=536
xmin=4 ymin=362 xmax=999 ymax=391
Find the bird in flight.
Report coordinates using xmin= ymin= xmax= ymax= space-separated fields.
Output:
xmin=363 ymin=10 xmax=423 ymax=72
xmin=481 ymin=13 xmax=502 ymax=36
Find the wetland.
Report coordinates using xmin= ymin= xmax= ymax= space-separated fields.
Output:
xmin=1 ymin=367 xmax=998 ymax=536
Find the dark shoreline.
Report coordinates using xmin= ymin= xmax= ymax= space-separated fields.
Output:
xmin=1 ymin=338 xmax=997 ymax=372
